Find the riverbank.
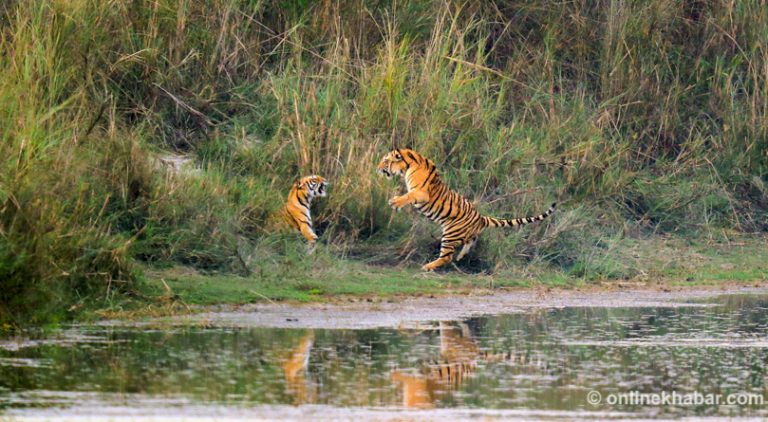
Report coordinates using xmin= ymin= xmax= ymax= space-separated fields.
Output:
xmin=4 ymin=287 xmax=768 ymax=421
xmin=88 ymin=234 xmax=768 ymax=322
xmin=103 ymin=286 xmax=768 ymax=330
xmin=3 ymin=0 xmax=766 ymax=328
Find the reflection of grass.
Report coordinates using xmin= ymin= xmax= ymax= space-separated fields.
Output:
xmin=110 ymin=235 xmax=768 ymax=314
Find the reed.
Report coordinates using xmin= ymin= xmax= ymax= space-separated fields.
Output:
xmin=1 ymin=0 xmax=766 ymax=324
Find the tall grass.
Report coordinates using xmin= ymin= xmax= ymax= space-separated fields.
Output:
xmin=1 ymin=0 xmax=767 ymax=323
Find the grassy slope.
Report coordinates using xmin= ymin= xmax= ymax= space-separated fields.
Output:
xmin=2 ymin=1 xmax=767 ymax=325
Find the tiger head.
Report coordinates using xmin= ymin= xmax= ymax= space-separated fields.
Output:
xmin=295 ymin=175 xmax=328 ymax=198
xmin=377 ymin=149 xmax=410 ymax=179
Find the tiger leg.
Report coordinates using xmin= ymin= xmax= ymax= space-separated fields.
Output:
xmin=454 ymin=238 xmax=477 ymax=262
xmin=422 ymin=239 xmax=462 ymax=271
xmin=299 ymin=224 xmax=318 ymax=254
xmin=389 ymin=189 xmax=429 ymax=210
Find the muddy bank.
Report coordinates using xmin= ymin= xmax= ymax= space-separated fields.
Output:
xmin=3 ymin=401 xmax=763 ymax=421
xmin=4 ymin=287 xmax=768 ymax=421
xmin=1 ymin=397 xmax=628 ymax=421
xmin=106 ymin=286 xmax=768 ymax=330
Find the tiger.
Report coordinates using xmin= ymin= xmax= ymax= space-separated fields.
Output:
xmin=282 ymin=331 xmax=315 ymax=405
xmin=279 ymin=175 xmax=328 ymax=253
xmin=391 ymin=321 xmax=548 ymax=408
xmin=391 ymin=321 xmax=479 ymax=408
xmin=377 ymin=148 xmax=556 ymax=271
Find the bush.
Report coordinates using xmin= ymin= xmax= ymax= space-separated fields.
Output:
xmin=1 ymin=0 xmax=767 ymax=324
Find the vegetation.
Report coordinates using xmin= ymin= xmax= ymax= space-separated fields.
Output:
xmin=1 ymin=0 xmax=766 ymax=325
xmin=125 ymin=235 xmax=766 ymax=311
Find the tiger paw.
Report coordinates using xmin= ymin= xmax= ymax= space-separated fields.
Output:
xmin=388 ymin=196 xmax=408 ymax=210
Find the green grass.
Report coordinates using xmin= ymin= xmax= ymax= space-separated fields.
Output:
xmin=1 ymin=0 xmax=767 ymax=326
xmin=139 ymin=265 xmax=468 ymax=306
xmin=108 ymin=234 xmax=766 ymax=314
xmin=662 ymin=238 xmax=768 ymax=286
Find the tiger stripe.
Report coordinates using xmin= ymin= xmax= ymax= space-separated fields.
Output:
xmin=377 ymin=148 xmax=556 ymax=271
xmin=391 ymin=321 xmax=550 ymax=408
xmin=280 ymin=175 xmax=328 ymax=253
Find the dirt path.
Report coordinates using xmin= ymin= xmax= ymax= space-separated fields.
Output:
xmin=114 ymin=285 xmax=768 ymax=330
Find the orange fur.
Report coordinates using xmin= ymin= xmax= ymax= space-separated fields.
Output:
xmin=282 ymin=332 xmax=315 ymax=404
xmin=280 ymin=175 xmax=328 ymax=252
xmin=391 ymin=322 xmax=484 ymax=408
xmin=377 ymin=149 xmax=555 ymax=270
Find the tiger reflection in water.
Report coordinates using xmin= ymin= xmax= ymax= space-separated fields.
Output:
xmin=281 ymin=324 xmax=548 ymax=408
xmin=391 ymin=320 xmax=547 ymax=408
xmin=282 ymin=331 xmax=315 ymax=404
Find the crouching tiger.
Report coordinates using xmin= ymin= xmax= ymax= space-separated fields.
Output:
xmin=377 ymin=149 xmax=555 ymax=271
xmin=278 ymin=175 xmax=328 ymax=253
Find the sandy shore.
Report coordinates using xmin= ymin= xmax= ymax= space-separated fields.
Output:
xmin=102 ymin=285 xmax=768 ymax=330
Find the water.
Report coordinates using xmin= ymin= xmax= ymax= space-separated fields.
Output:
xmin=2 ymin=293 xmax=768 ymax=419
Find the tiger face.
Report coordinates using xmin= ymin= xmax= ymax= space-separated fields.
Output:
xmin=376 ymin=149 xmax=409 ymax=179
xmin=296 ymin=175 xmax=328 ymax=198
xmin=375 ymin=148 xmax=555 ymax=271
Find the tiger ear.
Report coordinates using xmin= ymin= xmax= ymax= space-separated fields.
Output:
xmin=294 ymin=180 xmax=303 ymax=189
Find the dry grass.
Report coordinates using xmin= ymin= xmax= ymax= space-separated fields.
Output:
xmin=1 ymin=0 xmax=766 ymax=325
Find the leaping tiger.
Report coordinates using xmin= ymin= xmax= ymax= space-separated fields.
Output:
xmin=377 ymin=148 xmax=555 ymax=271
